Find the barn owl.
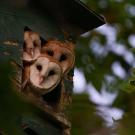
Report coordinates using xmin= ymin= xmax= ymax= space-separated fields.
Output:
xmin=41 ymin=40 xmax=75 ymax=76
xmin=23 ymin=31 xmax=41 ymax=62
xmin=22 ymin=55 xmax=62 ymax=95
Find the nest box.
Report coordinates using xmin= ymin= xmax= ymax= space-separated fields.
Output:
xmin=0 ymin=0 xmax=105 ymax=135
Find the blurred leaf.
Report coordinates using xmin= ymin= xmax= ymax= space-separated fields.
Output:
xmin=117 ymin=113 xmax=135 ymax=135
xmin=66 ymin=93 xmax=105 ymax=135
xmin=0 ymin=61 xmax=42 ymax=135
xmin=121 ymin=80 xmax=135 ymax=93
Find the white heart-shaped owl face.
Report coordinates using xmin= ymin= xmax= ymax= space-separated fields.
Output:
xmin=29 ymin=56 xmax=62 ymax=94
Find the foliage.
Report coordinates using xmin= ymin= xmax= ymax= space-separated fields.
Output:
xmin=75 ymin=0 xmax=135 ymax=134
xmin=0 ymin=61 xmax=50 ymax=135
xmin=0 ymin=61 xmax=26 ymax=135
xmin=67 ymin=94 xmax=103 ymax=135
xmin=77 ymin=0 xmax=135 ymax=90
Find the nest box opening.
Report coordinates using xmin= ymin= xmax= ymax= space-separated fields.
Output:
xmin=22 ymin=27 xmax=73 ymax=111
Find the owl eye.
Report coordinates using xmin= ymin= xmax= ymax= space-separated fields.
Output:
xmin=36 ymin=64 xmax=42 ymax=71
xmin=47 ymin=50 xmax=54 ymax=56
xmin=59 ymin=54 xmax=67 ymax=62
xmin=48 ymin=70 xmax=55 ymax=76
xmin=33 ymin=42 xmax=37 ymax=47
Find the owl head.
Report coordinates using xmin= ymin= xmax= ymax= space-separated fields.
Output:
xmin=23 ymin=31 xmax=41 ymax=62
xmin=41 ymin=40 xmax=75 ymax=75
xmin=29 ymin=55 xmax=62 ymax=95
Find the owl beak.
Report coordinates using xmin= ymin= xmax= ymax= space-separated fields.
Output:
xmin=27 ymin=48 xmax=34 ymax=58
xmin=39 ymin=75 xmax=45 ymax=85
xmin=30 ymin=50 xmax=34 ymax=58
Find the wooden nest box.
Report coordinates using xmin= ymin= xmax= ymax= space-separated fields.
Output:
xmin=0 ymin=0 xmax=105 ymax=135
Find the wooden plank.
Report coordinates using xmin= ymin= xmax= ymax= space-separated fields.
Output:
xmin=0 ymin=12 xmax=23 ymax=88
